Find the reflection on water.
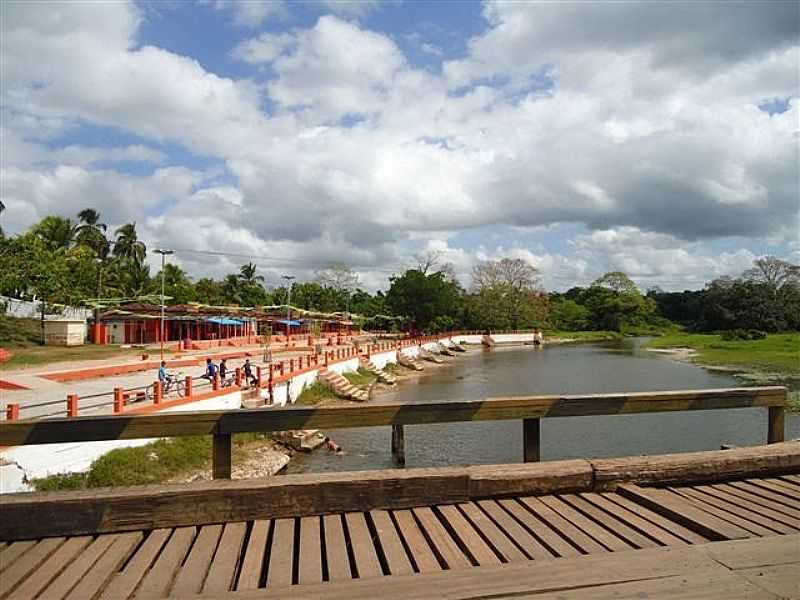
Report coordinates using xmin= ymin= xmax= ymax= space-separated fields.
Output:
xmin=286 ymin=339 xmax=799 ymax=475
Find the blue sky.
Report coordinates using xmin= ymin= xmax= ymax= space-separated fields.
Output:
xmin=1 ymin=1 xmax=798 ymax=291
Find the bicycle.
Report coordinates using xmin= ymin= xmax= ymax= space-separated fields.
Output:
xmin=145 ymin=372 xmax=185 ymax=402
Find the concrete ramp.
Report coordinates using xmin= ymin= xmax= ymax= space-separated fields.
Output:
xmin=318 ymin=369 xmax=369 ymax=402
xmin=361 ymin=360 xmax=397 ymax=385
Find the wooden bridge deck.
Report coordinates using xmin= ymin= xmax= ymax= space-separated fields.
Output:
xmin=2 ymin=474 xmax=799 ymax=599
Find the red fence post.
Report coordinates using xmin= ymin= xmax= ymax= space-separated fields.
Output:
xmin=185 ymin=376 xmax=193 ymax=398
xmin=256 ymin=366 xmax=262 ymax=387
xmin=154 ymin=381 xmax=163 ymax=404
xmin=235 ymin=368 xmax=242 ymax=387
xmin=67 ymin=394 xmax=79 ymax=417
xmin=113 ymin=388 xmax=124 ymax=414
xmin=6 ymin=404 xmax=19 ymax=421
xmin=290 ymin=359 xmax=295 ymax=372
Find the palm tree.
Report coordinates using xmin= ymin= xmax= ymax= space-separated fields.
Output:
xmin=238 ymin=262 xmax=264 ymax=286
xmin=32 ymin=216 xmax=77 ymax=251
xmin=113 ymin=222 xmax=147 ymax=265
xmin=76 ymin=208 xmax=107 ymax=251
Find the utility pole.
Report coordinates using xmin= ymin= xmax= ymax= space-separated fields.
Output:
xmin=281 ymin=274 xmax=295 ymax=336
xmin=154 ymin=249 xmax=174 ymax=360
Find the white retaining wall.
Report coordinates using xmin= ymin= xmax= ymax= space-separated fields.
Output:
xmin=489 ymin=333 xmax=535 ymax=344
xmin=369 ymin=350 xmax=398 ymax=370
xmin=0 ymin=390 xmax=242 ymax=493
xmin=269 ymin=357 xmax=361 ymax=407
xmin=451 ymin=334 xmax=482 ymax=344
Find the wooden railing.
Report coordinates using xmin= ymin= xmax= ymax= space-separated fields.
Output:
xmin=0 ymin=386 xmax=787 ymax=479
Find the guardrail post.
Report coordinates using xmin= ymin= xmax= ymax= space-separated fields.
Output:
xmin=113 ymin=388 xmax=124 ymax=413
xmin=290 ymin=359 xmax=295 ymax=372
xmin=212 ymin=433 xmax=232 ymax=479
xmin=67 ymin=394 xmax=79 ymax=417
xmin=5 ymin=404 xmax=19 ymax=421
xmin=154 ymin=381 xmax=163 ymax=404
xmin=268 ymin=365 xmax=274 ymax=403
xmin=523 ymin=418 xmax=540 ymax=462
xmin=391 ymin=424 xmax=405 ymax=465
xmin=184 ymin=376 xmax=193 ymax=398
xmin=256 ymin=366 xmax=262 ymax=387
xmin=768 ymin=406 xmax=785 ymax=443
xmin=235 ymin=368 xmax=242 ymax=386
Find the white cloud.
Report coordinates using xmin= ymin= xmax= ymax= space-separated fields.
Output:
xmin=211 ymin=0 xmax=287 ymax=27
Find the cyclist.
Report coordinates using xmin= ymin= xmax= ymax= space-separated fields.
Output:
xmin=219 ymin=359 xmax=228 ymax=381
xmin=242 ymin=358 xmax=257 ymax=386
xmin=158 ymin=361 xmax=168 ymax=384
xmin=203 ymin=358 xmax=218 ymax=381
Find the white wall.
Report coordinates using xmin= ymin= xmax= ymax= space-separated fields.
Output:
xmin=1 ymin=390 xmax=242 ymax=493
xmin=452 ymin=334 xmax=482 ymax=344
xmin=370 ymin=350 xmax=397 ymax=370
xmin=489 ymin=333 xmax=535 ymax=343
xmin=400 ymin=346 xmax=421 ymax=359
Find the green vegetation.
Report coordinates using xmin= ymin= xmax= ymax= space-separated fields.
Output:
xmin=32 ymin=433 xmax=268 ymax=491
xmin=546 ymin=330 xmax=622 ymax=342
xmin=295 ymin=381 xmax=337 ymax=405
xmin=646 ymin=333 xmax=800 ymax=374
xmin=343 ymin=367 xmax=376 ymax=386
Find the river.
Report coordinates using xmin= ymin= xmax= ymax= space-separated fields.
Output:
xmin=286 ymin=339 xmax=799 ymax=474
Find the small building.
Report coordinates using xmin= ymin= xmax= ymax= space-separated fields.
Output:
xmin=43 ymin=319 xmax=87 ymax=346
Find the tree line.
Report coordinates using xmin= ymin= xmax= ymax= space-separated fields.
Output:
xmin=1 ymin=210 xmax=798 ymax=335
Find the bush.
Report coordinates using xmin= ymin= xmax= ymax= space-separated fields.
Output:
xmin=720 ymin=329 xmax=768 ymax=341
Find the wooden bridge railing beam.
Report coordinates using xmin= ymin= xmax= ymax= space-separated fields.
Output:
xmin=768 ymin=406 xmax=785 ymax=444
xmin=212 ymin=433 xmax=232 ymax=479
xmin=523 ymin=418 xmax=541 ymax=463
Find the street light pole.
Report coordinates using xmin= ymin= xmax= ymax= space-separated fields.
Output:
xmin=154 ymin=249 xmax=174 ymax=360
xmin=281 ymin=275 xmax=295 ymax=337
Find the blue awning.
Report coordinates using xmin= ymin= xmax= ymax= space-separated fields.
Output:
xmin=276 ymin=319 xmax=302 ymax=326
xmin=207 ymin=317 xmax=245 ymax=326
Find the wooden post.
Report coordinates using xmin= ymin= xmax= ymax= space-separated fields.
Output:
xmin=235 ymin=368 xmax=242 ymax=386
xmin=768 ymin=406 xmax=785 ymax=443
xmin=113 ymin=388 xmax=124 ymax=414
xmin=212 ymin=433 xmax=232 ymax=479
xmin=5 ymin=404 xmax=19 ymax=421
xmin=67 ymin=394 xmax=79 ymax=417
xmin=256 ymin=366 xmax=262 ymax=387
xmin=391 ymin=424 xmax=405 ymax=466
xmin=523 ymin=418 xmax=540 ymax=462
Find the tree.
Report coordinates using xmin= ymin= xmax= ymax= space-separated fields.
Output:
xmin=153 ymin=264 xmax=196 ymax=305
xmin=238 ymin=262 xmax=264 ymax=286
xmin=316 ymin=263 xmax=358 ymax=292
xmin=386 ymin=269 xmax=463 ymax=331
xmin=591 ymin=271 xmax=639 ymax=294
xmin=32 ymin=216 xmax=77 ymax=251
xmin=112 ymin=222 xmax=146 ymax=265
xmin=194 ymin=278 xmax=225 ymax=305
xmin=743 ymin=256 xmax=800 ymax=291
xmin=413 ymin=250 xmax=445 ymax=275
xmin=549 ymin=298 xmax=590 ymax=331
xmin=75 ymin=208 xmax=107 ymax=251
xmin=472 ymin=258 xmax=540 ymax=292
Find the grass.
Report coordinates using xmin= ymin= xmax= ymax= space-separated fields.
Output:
xmin=295 ymin=381 xmax=337 ymax=406
xmin=32 ymin=433 xmax=268 ymax=491
xmin=343 ymin=367 xmax=376 ymax=386
xmin=646 ymin=333 xmax=800 ymax=375
xmin=0 ymin=316 xmax=141 ymax=370
xmin=545 ymin=330 xmax=622 ymax=342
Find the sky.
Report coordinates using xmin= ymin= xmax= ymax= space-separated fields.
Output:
xmin=1 ymin=0 xmax=798 ymax=292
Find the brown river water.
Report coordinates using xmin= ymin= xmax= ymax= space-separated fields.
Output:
xmin=286 ymin=338 xmax=799 ymax=474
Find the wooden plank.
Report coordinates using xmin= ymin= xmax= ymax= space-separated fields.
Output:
xmin=701 ymin=534 xmax=800 ymax=570
xmin=412 ymin=507 xmax=472 ymax=570
xmin=391 ymin=510 xmax=441 ymax=573
xmin=559 ymin=494 xmax=659 ymax=549
xmin=0 ymin=537 xmax=65 ymax=598
xmin=592 ymin=439 xmax=800 ymax=490
xmin=738 ymin=562 xmax=800 ymax=599
xmin=457 ymin=502 xmax=529 ymax=563
xmin=476 ymin=500 xmax=553 ymax=560
xmin=780 ymin=474 xmax=800 ymax=485
xmin=212 ymin=433 xmax=232 ymax=479
xmin=369 ymin=510 xmax=414 ymax=576
xmin=709 ymin=484 xmax=800 ymax=528
xmin=617 ymin=485 xmax=753 ymax=541
xmin=7 ymin=536 xmax=91 ymax=599
xmin=99 ymin=528 xmax=171 ymax=600
xmin=297 ymin=517 xmax=323 ymax=585
xmin=768 ymin=405 xmax=785 ymax=443
xmin=344 ymin=512 xmax=384 ymax=578
xmin=670 ymin=487 xmax=780 ymax=536
xmin=203 ymin=521 xmax=247 ymax=594
xmin=0 ymin=387 xmax=785 ymax=447
xmin=748 ymin=477 xmax=800 ymax=501
xmin=0 ymin=467 xmax=470 ymax=541
xmin=236 ymin=520 xmax=270 ymax=591
xmin=135 ymin=526 xmax=196 ymax=599
xmin=0 ymin=540 xmax=37 ymax=572
xmin=519 ymin=496 xmax=609 ymax=554
xmin=538 ymin=496 xmax=632 ymax=552
xmin=64 ymin=532 xmax=143 ymax=600
xmin=523 ymin=417 xmax=540 ymax=462
xmin=266 ymin=518 xmax=295 ymax=588
xmin=497 ymin=499 xmax=581 ymax=558
xmin=729 ymin=480 xmax=800 ymax=511
xmin=467 ymin=460 xmax=593 ymax=498
xmin=171 ymin=524 xmax=223 ymax=595
xmin=436 ymin=504 xmax=501 ymax=566
xmin=599 ymin=493 xmax=709 ymax=544
xmin=37 ymin=533 xmax=120 ymax=600
xmin=690 ymin=486 xmax=798 ymax=533
xmin=323 ymin=515 xmax=352 ymax=582
xmin=579 ymin=493 xmax=688 ymax=546
xmin=764 ymin=477 xmax=800 ymax=493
